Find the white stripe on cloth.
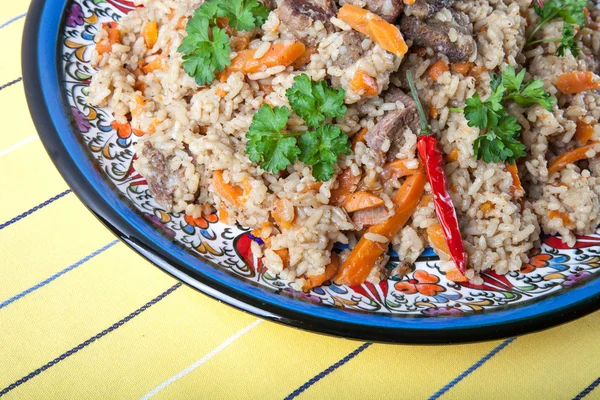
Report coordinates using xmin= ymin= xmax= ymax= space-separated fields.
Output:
xmin=0 ymin=135 xmax=38 ymax=156
xmin=140 ymin=319 xmax=263 ymax=399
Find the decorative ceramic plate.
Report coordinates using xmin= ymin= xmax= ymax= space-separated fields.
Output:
xmin=23 ymin=0 xmax=600 ymax=343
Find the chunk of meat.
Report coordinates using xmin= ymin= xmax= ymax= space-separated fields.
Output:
xmin=335 ymin=30 xmax=365 ymax=69
xmin=278 ymin=0 xmax=337 ymax=46
xmin=342 ymin=0 xmax=404 ymax=22
xmin=365 ymin=86 xmax=419 ymax=161
xmin=141 ymin=142 xmax=175 ymax=210
xmin=406 ymin=0 xmax=455 ymax=19
xmin=400 ymin=13 xmax=476 ymax=63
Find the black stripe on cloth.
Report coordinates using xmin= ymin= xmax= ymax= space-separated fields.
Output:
xmin=0 ymin=190 xmax=72 ymax=231
xmin=0 ymin=77 xmax=22 ymax=92
xmin=573 ymin=377 xmax=600 ymax=400
xmin=0 ymin=282 xmax=182 ymax=397
xmin=284 ymin=342 xmax=372 ymax=400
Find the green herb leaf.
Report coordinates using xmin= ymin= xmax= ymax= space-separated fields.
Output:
xmin=512 ymin=78 xmax=556 ymax=110
xmin=219 ymin=0 xmax=270 ymax=31
xmin=195 ymin=0 xmax=223 ymax=24
xmin=245 ymin=105 xmax=299 ymax=173
xmin=557 ymin=22 xmax=581 ymax=57
xmin=178 ymin=17 xmax=231 ymax=86
xmin=473 ymin=111 xmax=525 ymax=164
xmin=286 ymin=74 xmax=347 ymax=128
xmin=500 ymin=66 xmax=525 ymax=94
xmin=298 ymin=124 xmax=351 ymax=181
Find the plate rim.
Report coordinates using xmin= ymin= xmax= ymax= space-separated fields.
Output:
xmin=21 ymin=0 xmax=600 ymax=344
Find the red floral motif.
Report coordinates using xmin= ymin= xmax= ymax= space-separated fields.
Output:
xmin=394 ymin=270 xmax=444 ymax=297
xmin=184 ymin=212 xmax=218 ymax=229
xmin=521 ymin=248 xmax=552 ymax=274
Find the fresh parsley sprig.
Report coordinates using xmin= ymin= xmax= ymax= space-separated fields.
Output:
xmin=286 ymin=74 xmax=347 ymax=128
xmin=178 ymin=0 xmax=269 ymax=86
xmin=527 ymin=0 xmax=588 ymax=57
xmin=245 ymin=76 xmax=351 ymax=181
xmin=453 ymin=66 xmax=554 ymax=164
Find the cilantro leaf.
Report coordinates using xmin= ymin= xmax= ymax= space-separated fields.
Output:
xmin=463 ymin=83 xmax=505 ymax=130
xmin=474 ymin=112 xmax=526 ymax=164
xmin=298 ymin=125 xmax=351 ymax=181
xmin=286 ymin=74 xmax=347 ymax=128
xmin=178 ymin=16 xmax=231 ymax=86
xmin=219 ymin=0 xmax=270 ymax=31
xmin=245 ymin=105 xmax=299 ymax=173
xmin=512 ymin=78 xmax=556 ymax=110
xmin=500 ymin=66 xmax=525 ymax=94
xmin=557 ymin=22 xmax=580 ymax=57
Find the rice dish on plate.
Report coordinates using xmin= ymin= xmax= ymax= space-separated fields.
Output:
xmin=89 ymin=0 xmax=600 ymax=290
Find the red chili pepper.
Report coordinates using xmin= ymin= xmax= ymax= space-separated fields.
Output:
xmin=407 ymin=72 xmax=468 ymax=275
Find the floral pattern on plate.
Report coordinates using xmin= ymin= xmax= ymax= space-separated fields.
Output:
xmin=60 ymin=0 xmax=600 ymax=316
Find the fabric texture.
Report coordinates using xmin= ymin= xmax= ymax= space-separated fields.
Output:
xmin=1 ymin=2 xmax=600 ymax=399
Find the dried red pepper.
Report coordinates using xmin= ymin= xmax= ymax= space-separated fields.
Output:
xmin=407 ymin=71 xmax=468 ymax=275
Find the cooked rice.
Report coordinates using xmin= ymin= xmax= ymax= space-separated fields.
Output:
xmin=89 ymin=0 xmax=600 ymax=287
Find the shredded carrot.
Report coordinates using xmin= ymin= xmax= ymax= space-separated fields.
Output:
xmin=251 ymin=221 xmax=274 ymax=240
xmin=426 ymin=223 xmax=450 ymax=258
xmin=350 ymin=70 xmax=379 ymax=97
xmin=330 ymin=169 xmax=361 ymax=205
xmin=352 ymin=206 xmax=389 ymax=227
xmin=226 ymin=42 xmax=306 ymax=74
xmin=383 ymin=158 xmax=424 ymax=179
xmin=274 ymin=248 xmax=290 ymax=269
xmin=334 ymin=170 xmax=427 ymax=286
xmin=506 ymin=163 xmax=524 ymax=198
xmin=303 ymin=253 xmax=340 ymax=291
xmin=576 ymin=119 xmax=596 ymax=145
xmin=351 ymin=127 xmax=368 ymax=150
xmin=452 ymin=61 xmax=473 ymax=75
xmin=479 ymin=201 xmax=495 ymax=215
xmin=418 ymin=193 xmax=433 ymax=208
xmin=549 ymin=210 xmax=575 ymax=229
xmin=429 ymin=104 xmax=439 ymax=119
xmin=555 ymin=71 xmax=600 ymax=95
xmin=142 ymin=52 xmax=168 ymax=73
xmin=445 ymin=148 xmax=460 ymax=163
xmin=291 ymin=47 xmax=315 ymax=68
xmin=272 ymin=198 xmax=295 ymax=230
xmin=548 ymin=141 xmax=600 ymax=175
xmin=342 ymin=192 xmax=385 ymax=213
xmin=97 ymin=22 xmax=121 ymax=55
xmin=470 ymin=65 xmax=486 ymax=78
xmin=142 ymin=22 xmax=158 ymax=49
xmin=218 ymin=206 xmax=229 ymax=222
xmin=302 ymin=182 xmax=323 ymax=193
xmin=213 ymin=171 xmax=245 ymax=208
xmin=403 ymin=0 xmax=416 ymax=4
xmin=215 ymin=87 xmax=227 ymax=97
xmin=428 ymin=60 xmax=449 ymax=82
xmin=337 ymin=4 xmax=408 ymax=57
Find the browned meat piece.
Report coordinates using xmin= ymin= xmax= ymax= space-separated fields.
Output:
xmin=141 ymin=142 xmax=174 ymax=210
xmin=278 ymin=0 xmax=338 ymax=46
xmin=365 ymin=88 xmax=419 ymax=161
xmin=406 ymin=0 xmax=455 ymax=19
xmin=343 ymin=0 xmax=404 ymax=22
xmin=336 ymin=30 xmax=365 ymax=69
xmin=400 ymin=14 xmax=476 ymax=63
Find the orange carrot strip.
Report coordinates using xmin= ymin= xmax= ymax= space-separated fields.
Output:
xmin=213 ymin=170 xmax=244 ymax=208
xmin=555 ymin=71 xmax=600 ymax=95
xmin=576 ymin=119 xmax=595 ymax=145
xmin=549 ymin=210 xmax=575 ymax=229
xmin=548 ymin=141 xmax=600 ymax=175
xmin=506 ymin=163 xmax=524 ymax=198
xmin=403 ymin=0 xmax=416 ymax=4
xmin=226 ymin=42 xmax=306 ymax=74
xmin=351 ymin=127 xmax=368 ymax=150
xmin=427 ymin=223 xmax=468 ymax=282
xmin=272 ymin=198 xmax=295 ymax=230
xmin=302 ymin=182 xmax=323 ymax=193
xmin=337 ymin=4 xmax=408 ymax=57
xmin=445 ymin=148 xmax=460 ymax=163
xmin=342 ymin=192 xmax=385 ymax=213
xmin=428 ymin=60 xmax=449 ymax=82
xmin=291 ymin=47 xmax=315 ymax=68
xmin=330 ymin=169 xmax=361 ymax=205
xmin=452 ymin=61 xmax=473 ymax=75
xmin=334 ymin=170 xmax=427 ymax=286
xmin=142 ymin=53 xmax=167 ymax=73
xmin=350 ymin=70 xmax=378 ymax=96
xmin=97 ymin=22 xmax=121 ymax=55
xmin=142 ymin=22 xmax=158 ymax=49
xmin=303 ymin=253 xmax=340 ymax=291
xmin=383 ymin=158 xmax=424 ymax=179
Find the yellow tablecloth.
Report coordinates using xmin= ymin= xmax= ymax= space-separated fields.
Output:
xmin=2 ymin=2 xmax=600 ymax=399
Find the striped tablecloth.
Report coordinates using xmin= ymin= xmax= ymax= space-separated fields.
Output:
xmin=2 ymin=2 xmax=600 ymax=399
